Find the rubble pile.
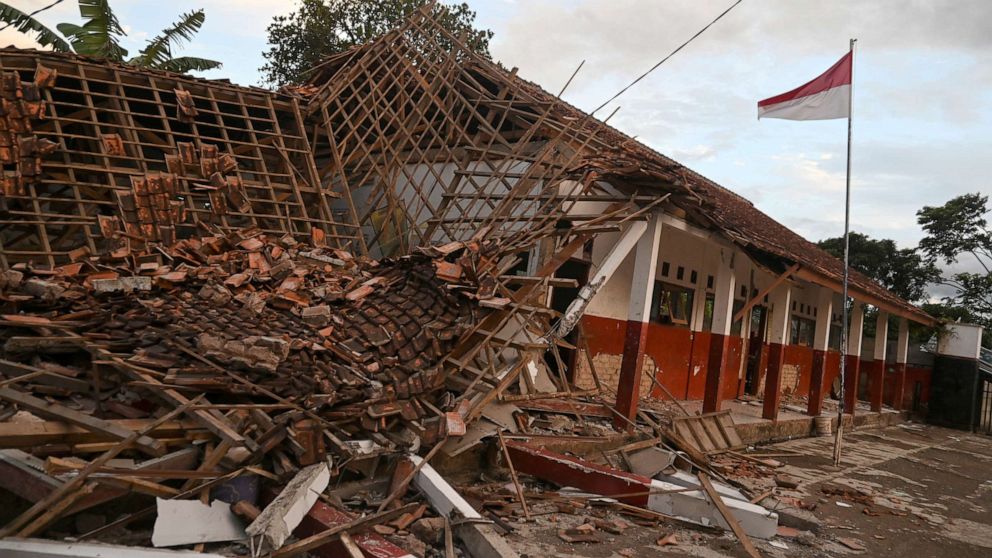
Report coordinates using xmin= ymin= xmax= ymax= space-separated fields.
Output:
xmin=0 ymin=223 xmax=788 ymax=558
xmin=0 ymin=226 xmax=532 ymax=554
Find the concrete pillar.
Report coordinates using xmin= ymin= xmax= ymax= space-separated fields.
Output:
xmin=807 ymin=287 xmax=834 ymax=416
xmin=869 ymin=310 xmax=889 ymax=412
xmin=762 ymin=284 xmax=792 ymax=420
xmin=702 ymin=250 xmax=736 ymax=413
xmin=844 ymin=302 xmax=865 ymax=415
xmin=615 ymin=214 xmax=663 ymax=428
xmin=892 ymin=317 xmax=910 ymax=410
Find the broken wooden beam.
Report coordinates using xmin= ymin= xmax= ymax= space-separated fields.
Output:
xmin=698 ymin=472 xmax=762 ymax=558
xmin=505 ymin=441 xmax=777 ymax=539
xmin=294 ymin=498 xmax=416 ymax=558
xmin=0 ymin=387 xmax=166 ymax=457
xmin=410 ymin=455 xmax=520 ymax=558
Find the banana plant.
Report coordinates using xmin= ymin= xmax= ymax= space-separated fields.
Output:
xmin=0 ymin=0 xmax=221 ymax=73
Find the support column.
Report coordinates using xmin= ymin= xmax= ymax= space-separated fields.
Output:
xmin=762 ymin=284 xmax=792 ymax=420
xmin=892 ymin=317 xmax=909 ymax=410
xmin=615 ymin=214 xmax=663 ymax=428
xmin=869 ymin=310 xmax=889 ymax=412
xmin=844 ymin=302 xmax=865 ymax=415
xmin=702 ymin=250 xmax=736 ymax=413
xmin=807 ymin=288 xmax=834 ymax=416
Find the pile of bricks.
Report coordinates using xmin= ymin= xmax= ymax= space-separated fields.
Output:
xmin=0 ymin=225 xmax=522 ymax=551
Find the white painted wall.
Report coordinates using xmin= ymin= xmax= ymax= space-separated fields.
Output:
xmin=937 ymin=323 xmax=984 ymax=360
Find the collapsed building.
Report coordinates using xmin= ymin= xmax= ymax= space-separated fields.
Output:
xmin=0 ymin=7 xmax=977 ymax=558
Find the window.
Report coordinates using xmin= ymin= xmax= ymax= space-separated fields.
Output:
xmin=702 ymin=294 xmax=715 ymax=331
xmin=731 ymin=299 xmax=745 ymax=336
xmin=651 ymin=281 xmax=694 ymax=327
xmin=790 ymin=316 xmax=816 ymax=347
xmin=661 ymin=261 xmax=670 ymax=277
xmin=829 ymin=323 xmax=842 ymax=350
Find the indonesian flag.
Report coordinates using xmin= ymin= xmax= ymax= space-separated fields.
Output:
xmin=758 ymin=52 xmax=852 ymax=120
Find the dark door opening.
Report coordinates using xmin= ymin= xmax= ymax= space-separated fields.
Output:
xmin=546 ymin=257 xmax=590 ymax=386
xmin=744 ymin=305 xmax=768 ymax=395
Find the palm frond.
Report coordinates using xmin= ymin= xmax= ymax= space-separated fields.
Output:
xmin=63 ymin=0 xmax=127 ymax=60
xmin=0 ymin=3 xmax=72 ymax=52
xmin=129 ymin=10 xmax=205 ymax=68
xmin=157 ymin=56 xmax=222 ymax=73
xmin=77 ymin=0 xmax=124 ymax=36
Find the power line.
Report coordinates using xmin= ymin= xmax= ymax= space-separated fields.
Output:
xmin=0 ymin=0 xmax=68 ymax=34
xmin=592 ymin=0 xmax=745 ymax=114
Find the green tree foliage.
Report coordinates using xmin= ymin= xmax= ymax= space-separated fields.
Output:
xmin=0 ymin=1 xmax=221 ymax=73
xmin=917 ymin=193 xmax=992 ymax=341
xmin=260 ymin=0 xmax=493 ymax=87
xmin=817 ymin=232 xmax=939 ymax=304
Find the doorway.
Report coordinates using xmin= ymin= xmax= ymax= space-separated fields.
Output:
xmin=546 ymin=257 xmax=591 ymax=385
xmin=744 ymin=305 xmax=769 ymax=395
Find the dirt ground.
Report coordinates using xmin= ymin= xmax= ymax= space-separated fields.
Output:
xmin=500 ymin=422 xmax=992 ymax=558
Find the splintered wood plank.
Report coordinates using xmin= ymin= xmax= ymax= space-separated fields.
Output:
xmin=715 ymin=413 xmax=744 ymax=449
xmin=697 ymin=472 xmax=762 ymax=558
xmin=0 ymin=387 xmax=166 ymax=456
xmin=684 ymin=419 xmax=716 ymax=453
xmin=701 ymin=417 xmax=728 ymax=451
xmin=0 ymin=418 xmax=202 ymax=447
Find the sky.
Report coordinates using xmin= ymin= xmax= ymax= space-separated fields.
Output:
xmin=2 ymin=0 xmax=990 ymax=285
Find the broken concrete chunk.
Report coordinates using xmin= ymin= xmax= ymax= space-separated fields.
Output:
xmin=151 ymin=498 xmax=246 ymax=547
xmin=245 ymin=462 xmax=330 ymax=552
xmin=411 ymin=516 xmax=445 ymax=546
xmin=0 ymin=269 xmax=24 ymax=290
xmin=23 ymin=278 xmax=65 ymax=301
xmin=92 ymin=276 xmax=152 ymax=294
xmin=301 ymin=304 xmax=331 ymax=327
xmin=197 ymin=283 xmax=232 ymax=306
xmin=627 ymin=447 xmax=677 ymax=477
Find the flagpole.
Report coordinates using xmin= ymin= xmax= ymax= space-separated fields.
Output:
xmin=833 ymin=38 xmax=856 ymax=467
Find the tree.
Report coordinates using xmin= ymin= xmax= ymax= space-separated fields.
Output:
xmin=0 ymin=0 xmax=221 ymax=73
xmin=917 ymin=193 xmax=992 ymax=339
xmin=260 ymin=0 xmax=493 ymax=87
xmin=817 ymin=232 xmax=939 ymax=304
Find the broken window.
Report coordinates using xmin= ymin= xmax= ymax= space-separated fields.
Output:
xmin=651 ymin=281 xmax=694 ymax=327
xmin=731 ymin=299 xmax=746 ymax=336
xmin=702 ymin=293 xmax=715 ymax=331
xmin=790 ymin=315 xmax=816 ymax=347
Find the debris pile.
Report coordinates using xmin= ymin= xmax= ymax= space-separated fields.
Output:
xmin=0 ymin=224 xmax=792 ymax=557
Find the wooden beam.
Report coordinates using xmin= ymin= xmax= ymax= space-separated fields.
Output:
xmin=0 ymin=387 xmax=166 ymax=457
xmin=793 ymin=267 xmax=935 ymax=326
xmin=697 ymin=472 xmax=762 ymax=558
xmin=732 ymin=263 xmax=800 ymax=323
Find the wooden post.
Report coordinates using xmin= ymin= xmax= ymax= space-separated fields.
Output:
xmin=615 ymin=213 xmax=663 ymax=428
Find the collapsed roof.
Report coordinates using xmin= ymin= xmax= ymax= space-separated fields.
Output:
xmin=0 ymin=8 xmax=929 ymax=325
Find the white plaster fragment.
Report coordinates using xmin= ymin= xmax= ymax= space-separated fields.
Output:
xmin=245 ymin=462 xmax=330 ymax=551
xmin=151 ymin=499 xmax=246 ymax=548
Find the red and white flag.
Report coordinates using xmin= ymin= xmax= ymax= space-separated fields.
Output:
xmin=758 ymin=52 xmax=852 ymax=120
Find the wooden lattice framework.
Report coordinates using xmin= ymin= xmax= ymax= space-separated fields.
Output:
xmin=304 ymin=8 xmax=662 ymax=402
xmin=304 ymin=7 xmax=646 ymax=259
xmin=0 ymin=49 xmax=360 ymax=268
